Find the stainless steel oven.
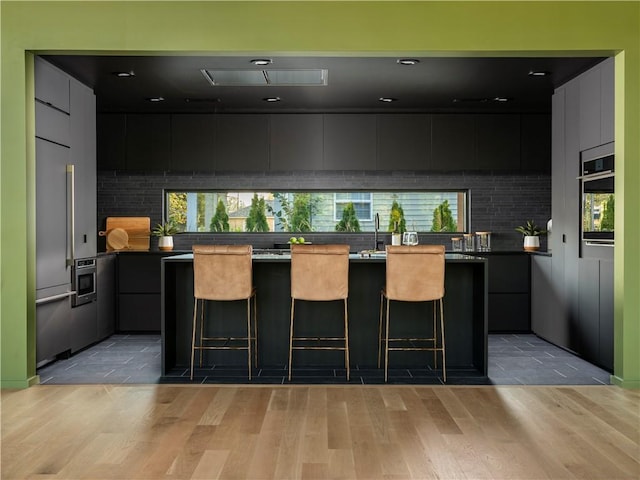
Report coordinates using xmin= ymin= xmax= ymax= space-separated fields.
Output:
xmin=72 ymin=257 xmax=97 ymax=307
xmin=580 ymin=151 xmax=614 ymax=244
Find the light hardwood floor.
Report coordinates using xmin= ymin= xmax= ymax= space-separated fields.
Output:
xmin=2 ymin=384 xmax=638 ymax=479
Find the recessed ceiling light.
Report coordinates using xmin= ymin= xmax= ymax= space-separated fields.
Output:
xmin=251 ymin=58 xmax=272 ymax=66
xmin=113 ymin=71 xmax=135 ymax=77
xmin=147 ymin=96 xmax=165 ymax=102
xmin=397 ymin=59 xmax=419 ymax=66
xmin=493 ymin=97 xmax=510 ymax=102
xmin=528 ymin=70 xmax=550 ymax=77
xmin=263 ymin=96 xmax=281 ymax=102
xmin=378 ymin=97 xmax=397 ymax=103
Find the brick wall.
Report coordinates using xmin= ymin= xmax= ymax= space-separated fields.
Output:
xmin=97 ymin=170 xmax=550 ymax=252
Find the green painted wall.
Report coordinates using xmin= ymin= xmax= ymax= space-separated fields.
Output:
xmin=2 ymin=1 xmax=638 ymax=388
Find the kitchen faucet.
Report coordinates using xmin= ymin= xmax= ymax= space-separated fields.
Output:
xmin=374 ymin=212 xmax=383 ymax=251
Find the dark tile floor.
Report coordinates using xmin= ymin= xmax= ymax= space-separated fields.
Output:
xmin=37 ymin=333 xmax=612 ymax=386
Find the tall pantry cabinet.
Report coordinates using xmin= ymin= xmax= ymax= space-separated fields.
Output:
xmin=532 ymin=58 xmax=614 ymax=371
xmin=35 ymin=57 xmax=97 ymax=366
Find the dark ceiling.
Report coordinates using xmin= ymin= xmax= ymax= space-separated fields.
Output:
xmin=44 ymin=55 xmax=604 ymax=114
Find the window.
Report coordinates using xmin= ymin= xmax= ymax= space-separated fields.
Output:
xmin=334 ymin=193 xmax=372 ymax=221
xmin=165 ymin=190 xmax=468 ymax=233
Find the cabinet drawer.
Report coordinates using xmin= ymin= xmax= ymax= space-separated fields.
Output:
xmin=36 ymin=102 xmax=70 ymax=146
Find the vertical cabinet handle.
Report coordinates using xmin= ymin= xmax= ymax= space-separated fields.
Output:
xmin=66 ymin=164 xmax=75 ymax=266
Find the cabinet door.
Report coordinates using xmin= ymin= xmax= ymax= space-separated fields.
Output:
xmin=97 ymin=114 xmax=126 ymax=170
xmin=377 ymin=114 xmax=430 ymax=170
xmin=531 ymin=255 xmax=553 ymax=337
xmin=118 ymin=294 xmax=161 ymax=332
xmin=214 ymin=114 xmax=269 ymax=171
xmin=171 ymin=114 xmax=215 ymax=171
xmin=431 ymin=114 xmax=474 ymax=170
xmin=521 ymin=114 xmax=551 ymax=173
xmin=578 ymin=258 xmax=600 ymax=363
xmin=486 ymin=254 xmax=530 ymax=293
xmin=475 ymin=114 xmax=520 ymax=170
xmin=70 ymin=301 xmax=97 ymax=353
xmin=36 ymin=297 xmax=72 ymax=364
xmin=36 ymin=138 xmax=71 ymax=290
xmin=579 ymin=65 xmax=602 ymax=151
xmin=70 ymin=78 xmax=97 ymax=259
xmin=323 ymin=114 xmax=376 ymax=170
xmin=126 ymin=114 xmax=171 ymax=171
xmin=600 ymin=58 xmax=615 ymax=145
xmin=35 ymin=57 xmax=70 ymax=113
xmin=36 ymin=102 xmax=70 ymax=146
xmin=118 ymin=254 xmax=163 ymax=293
xmin=97 ymin=254 xmax=116 ymax=340
xmin=270 ymin=114 xmax=323 ymax=170
xmin=599 ymin=260 xmax=614 ymax=370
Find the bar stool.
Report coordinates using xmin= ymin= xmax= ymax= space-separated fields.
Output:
xmin=191 ymin=245 xmax=257 ymax=380
xmin=379 ymin=244 xmax=447 ymax=382
xmin=289 ymin=244 xmax=350 ymax=381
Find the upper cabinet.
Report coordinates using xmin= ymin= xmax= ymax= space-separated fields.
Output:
xmin=35 ymin=57 xmax=70 ymax=113
xmin=323 ymin=114 xmax=376 ymax=170
xmin=431 ymin=114 xmax=475 ymax=170
xmin=126 ymin=114 xmax=171 ymax=171
xmin=270 ymin=114 xmax=323 ymax=171
xmin=475 ymin=114 xmax=521 ymax=170
xmin=579 ymin=58 xmax=615 ymax=151
xmin=97 ymin=114 xmax=126 ymax=170
xmin=97 ymin=112 xmax=547 ymax=173
xmin=521 ymin=114 xmax=551 ymax=173
xmin=377 ymin=114 xmax=431 ymax=170
xmin=214 ymin=114 xmax=269 ymax=171
xmin=171 ymin=114 xmax=215 ymax=171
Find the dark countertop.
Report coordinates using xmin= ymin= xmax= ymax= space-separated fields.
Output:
xmin=162 ymin=252 xmax=487 ymax=263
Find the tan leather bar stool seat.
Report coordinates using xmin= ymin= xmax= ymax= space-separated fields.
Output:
xmin=191 ymin=245 xmax=257 ymax=380
xmin=379 ymin=244 xmax=447 ymax=382
xmin=289 ymin=244 xmax=350 ymax=381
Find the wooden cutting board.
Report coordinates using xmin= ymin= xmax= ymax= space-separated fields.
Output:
xmin=105 ymin=217 xmax=151 ymax=251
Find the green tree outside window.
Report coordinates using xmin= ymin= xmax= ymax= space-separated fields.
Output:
xmin=245 ymin=194 xmax=270 ymax=232
xmin=335 ymin=202 xmax=361 ymax=232
xmin=431 ymin=199 xmax=457 ymax=232
xmin=388 ymin=199 xmax=406 ymax=233
xmin=210 ymin=199 xmax=230 ymax=232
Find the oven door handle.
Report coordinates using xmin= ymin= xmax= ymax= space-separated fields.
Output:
xmin=577 ymin=170 xmax=614 ymax=181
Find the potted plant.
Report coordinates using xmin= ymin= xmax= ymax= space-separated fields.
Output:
xmin=152 ymin=220 xmax=179 ymax=251
xmin=515 ymin=220 xmax=547 ymax=251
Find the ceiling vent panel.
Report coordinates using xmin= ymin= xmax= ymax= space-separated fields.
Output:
xmin=201 ymin=69 xmax=327 ymax=86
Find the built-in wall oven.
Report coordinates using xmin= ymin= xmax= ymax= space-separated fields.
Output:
xmin=580 ymin=149 xmax=614 ymax=245
xmin=72 ymin=257 xmax=97 ymax=306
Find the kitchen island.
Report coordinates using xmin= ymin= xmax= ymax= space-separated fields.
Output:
xmin=161 ymin=252 xmax=488 ymax=381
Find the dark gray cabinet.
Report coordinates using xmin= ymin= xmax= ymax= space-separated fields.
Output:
xmin=36 ymin=138 xmax=71 ymax=291
xmin=270 ymin=114 xmax=323 ymax=170
xmin=579 ymin=58 xmax=614 ymax=151
xmin=171 ymin=114 xmax=215 ymax=171
xmin=323 ymin=114 xmax=376 ymax=170
xmin=126 ymin=114 xmax=171 ymax=171
xmin=35 ymin=102 xmax=70 ymax=146
xmin=97 ymin=254 xmax=116 ymax=340
xmin=478 ymin=253 xmax=530 ymax=332
xmin=475 ymin=114 xmax=521 ymax=170
xmin=117 ymin=253 xmax=170 ymax=332
xmin=431 ymin=114 xmax=475 ymax=170
xmin=377 ymin=114 xmax=430 ymax=170
xmin=521 ymin=114 xmax=551 ymax=173
xmin=70 ymin=78 xmax=97 ymax=259
xmin=97 ymin=114 xmax=126 ymax=170
xmin=543 ymin=59 xmax=614 ymax=371
xmin=214 ymin=114 xmax=269 ymax=171
xmin=36 ymin=297 xmax=72 ymax=365
xmin=35 ymin=56 xmax=70 ymax=113
xmin=70 ymin=301 xmax=98 ymax=354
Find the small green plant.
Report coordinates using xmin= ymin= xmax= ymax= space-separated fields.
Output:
xmin=515 ymin=220 xmax=546 ymax=236
xmin=152 ymin=220 xmax=179 ymax=237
